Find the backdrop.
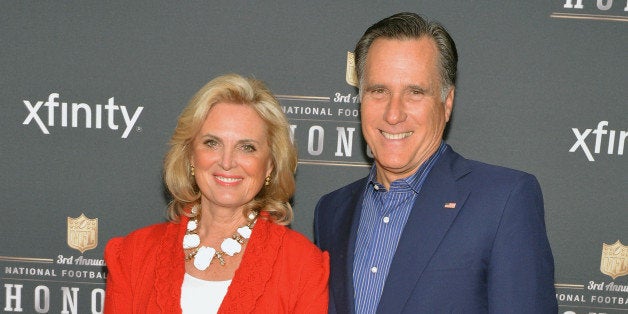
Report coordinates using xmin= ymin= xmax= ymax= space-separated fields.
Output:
xmin=1 ymin=1 xmax=626 ymax=313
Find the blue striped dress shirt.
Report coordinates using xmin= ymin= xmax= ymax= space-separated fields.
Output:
xmin=353 ymin=142 xmax=447 ymax=314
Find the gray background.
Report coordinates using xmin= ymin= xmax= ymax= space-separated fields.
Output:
xmin=1 ymin=1 xmax=626 ymax=313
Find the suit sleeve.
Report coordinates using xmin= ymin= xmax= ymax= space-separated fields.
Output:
xmin=313 ymin=196 xmax=325 ymax=248
xmin=487 ymin=174 xmax=558 ymax=313
xmin=104 ymin=237 xmax=132 ymax=314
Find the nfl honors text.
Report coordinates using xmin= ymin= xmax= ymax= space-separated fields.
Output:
xmin=2 ymin=214 xmax=106 ymax=313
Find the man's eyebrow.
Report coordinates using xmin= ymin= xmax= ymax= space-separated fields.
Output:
xmin=406 ymin=84 xmax=428 ymax=93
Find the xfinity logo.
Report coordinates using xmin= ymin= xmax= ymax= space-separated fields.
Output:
xmin=22 ymin=92 xmax=144 ymax=139
xmin=570 ymin=121 xmax=627 ymax=161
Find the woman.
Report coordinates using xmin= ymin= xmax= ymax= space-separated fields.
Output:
xmin=104 ymin=74 xmax=329 ymax=313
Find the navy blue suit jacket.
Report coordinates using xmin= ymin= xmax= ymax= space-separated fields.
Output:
xmin=314 ymin=146 xmax=557 ymax=313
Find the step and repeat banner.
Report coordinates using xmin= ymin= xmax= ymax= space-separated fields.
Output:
xmin=1 ymin=1 xmax=626 ymax=313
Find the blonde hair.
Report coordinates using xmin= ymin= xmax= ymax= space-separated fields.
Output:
xmin=163 ymin=74 xmax=296 ymax=225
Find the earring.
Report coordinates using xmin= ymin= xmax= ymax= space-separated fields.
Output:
xmin=190 ymin=165 xmax=195 ymax=176
xmin=264 ymin=176 xmax=271 ymax=186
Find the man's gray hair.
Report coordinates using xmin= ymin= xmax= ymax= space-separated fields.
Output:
xmin=354 ymin=12 xmax=458 ymax=100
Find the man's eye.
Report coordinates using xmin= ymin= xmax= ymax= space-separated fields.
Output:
xmin=371 ymin=88 xmax=386 ymax=94
xmin=408 ymin=87 xmax=426 ymax=95
xmin=367 ymin=88 xmax=388 ymax=100
xmin=407 ymin=89 xmax=425 ymax=100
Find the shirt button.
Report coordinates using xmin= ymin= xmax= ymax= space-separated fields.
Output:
xmin=374 ymin=185 xmax=380 ymax=191
xmin=370 ymin=266 xmax=378 ymax=273
xmin=383 ymin=216 xmax=390 ymax=223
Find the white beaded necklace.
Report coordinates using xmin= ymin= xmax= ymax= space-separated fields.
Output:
xmin=182 ymin=206 xmax=257 ymax=271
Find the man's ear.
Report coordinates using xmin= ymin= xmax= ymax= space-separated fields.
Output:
xmin=444 ymin=87 xmax=455 ymax=122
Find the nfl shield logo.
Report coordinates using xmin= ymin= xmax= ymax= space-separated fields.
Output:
xmin=67 ymin=213 xmax=98 ymax=253
xmin=600 ymin=240 xmax=628 ymax=280
xmin=346 ymin=51 xmax=358 ymax=87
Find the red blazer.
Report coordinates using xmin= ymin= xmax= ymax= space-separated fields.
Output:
xmin=104 ymin=213 xmax=329 ymax=313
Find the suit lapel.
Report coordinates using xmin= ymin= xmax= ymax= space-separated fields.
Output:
xmin=329 ymin=180 xmax=367 ymax=314
xmin=376 ymin=148 xmax=471 ymax=313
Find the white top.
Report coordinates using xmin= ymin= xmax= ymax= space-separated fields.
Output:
xmin=180 ymin=273 xmax=232 ymax=314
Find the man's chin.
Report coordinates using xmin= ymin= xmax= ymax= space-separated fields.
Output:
xmin=377 ymin=159 xmax=414 ymax=173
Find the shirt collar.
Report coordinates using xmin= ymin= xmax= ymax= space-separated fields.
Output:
xmin=367 ymin=141 xmax=448 ymax=193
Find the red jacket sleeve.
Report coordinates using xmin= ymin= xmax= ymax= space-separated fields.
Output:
xmin=104 ymin=237 xmax=132 ymax=313
xmin=293 ymin=250 xmax=330 ymax=313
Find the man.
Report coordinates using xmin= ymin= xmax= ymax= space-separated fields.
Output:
xmin=314 ymin=12 xmax=557 ymax=313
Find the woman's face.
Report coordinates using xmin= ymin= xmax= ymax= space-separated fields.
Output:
xmin=191 ymin=102 xmax=273 ymax=212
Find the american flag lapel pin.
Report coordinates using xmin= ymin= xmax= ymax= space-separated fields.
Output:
xmin=444 ymin=202 xmax=456 ymax=209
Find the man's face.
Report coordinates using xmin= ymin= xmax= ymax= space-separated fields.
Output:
xmin=360 ymin=37 xmax=454 ymax=188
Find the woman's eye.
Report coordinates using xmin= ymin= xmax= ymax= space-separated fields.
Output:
xmin=204 ymin=139 xmax=218 ymax=147
xmin=241 ymin=144 xmax=256 ymax=152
